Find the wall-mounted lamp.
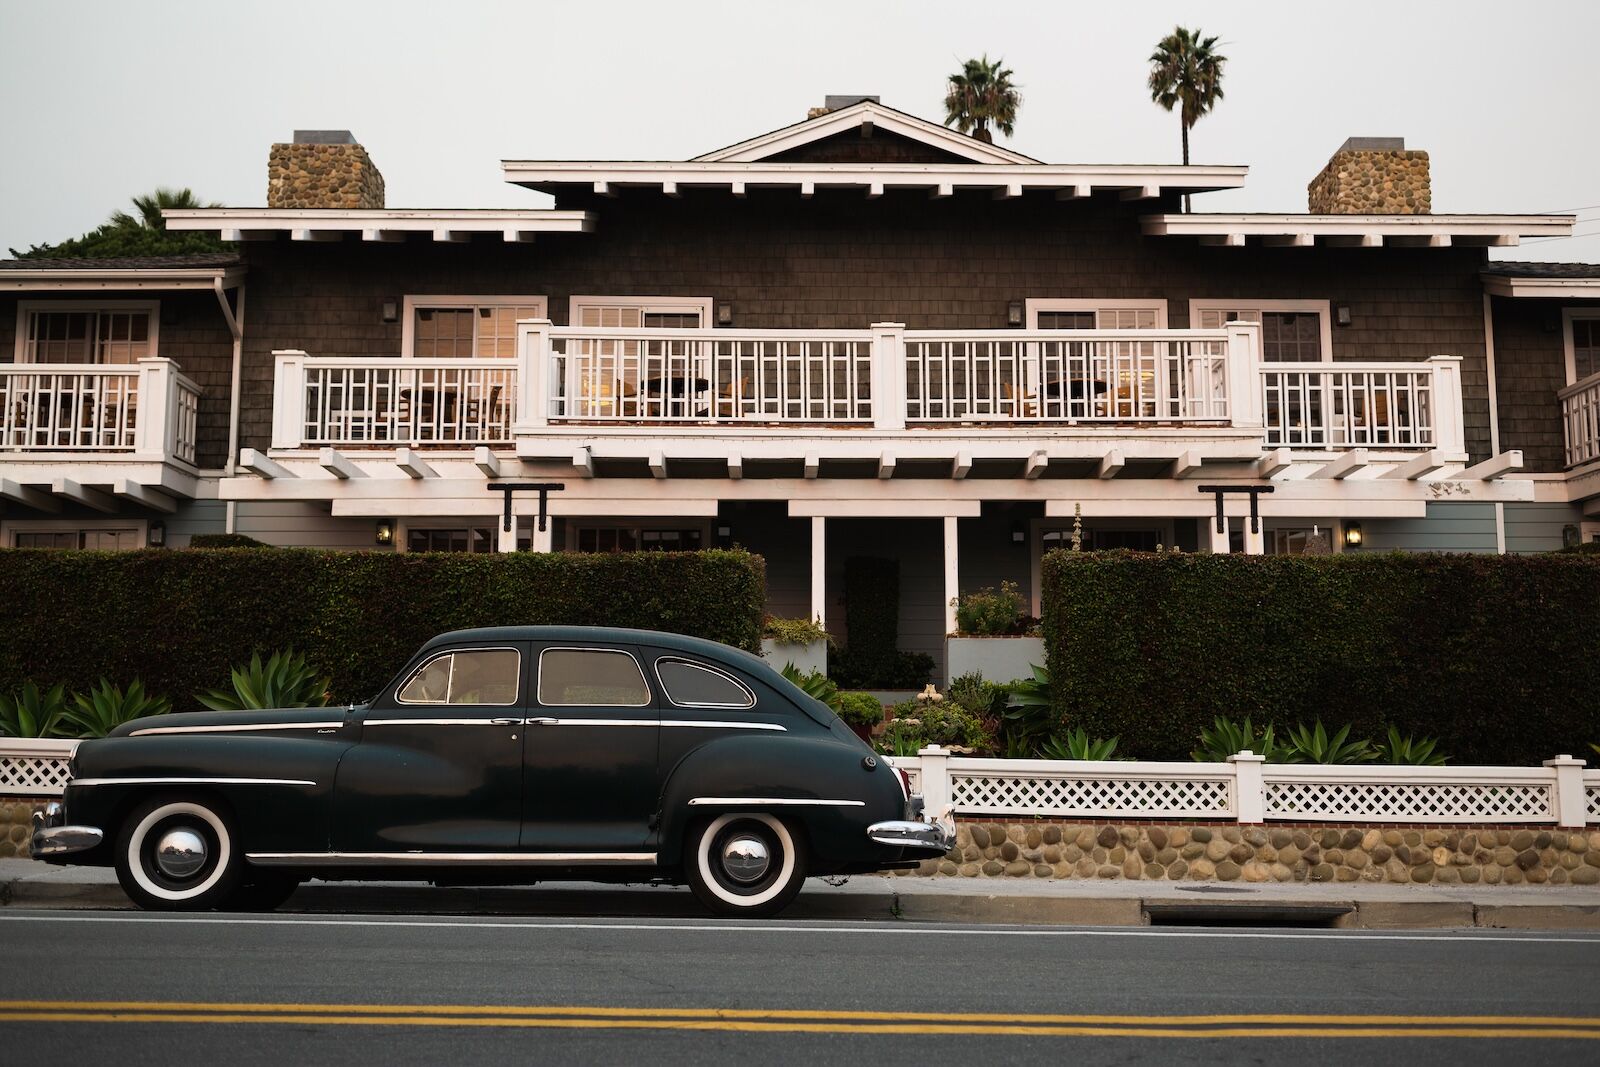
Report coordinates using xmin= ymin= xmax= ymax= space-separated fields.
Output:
xmin=1563 ymin=524 xmax=1581 ymax=549
xmin=147 ymin=520 xmax=166 ymax=548
xmin=1007 ymin=300 xmax=1024 ymax=328
xmin=1011 ymin=521 xmax=1026 ymax=544
xmin=381 ymin=299 xmax=399 ymax=324
xmin=375 ymin=520 xmax=395 ymax=546
xmin=1334 ymin=303 xmax=1352 ymax=328
xmin=716 ymin=304 xmax=733 ymax=327
xmin=1343 ymin=520 xmax=1363 ymax=548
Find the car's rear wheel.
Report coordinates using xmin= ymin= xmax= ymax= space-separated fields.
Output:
xmin=684 ymin=812 xmax=807 ymax=918
xmin=114 ymin=795 xmax=243 ymax=911
xmin=224 ymin=870 xmax=302 ymax=912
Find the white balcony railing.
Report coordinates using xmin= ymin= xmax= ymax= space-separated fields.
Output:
xmin=1261 ymin=357 xmax=1464 ymax=452
xmin=0 ymin=357 xmax=200 ymax=464
xmin=272 ymin=353 xmax=516 ymax=448
xmin=1559 ymin=370 xmax=1600 ymax=468
xmin=903 ymin=330 xmax=1233 ymax=424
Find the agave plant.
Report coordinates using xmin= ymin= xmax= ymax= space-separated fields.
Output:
xmin=1191 ymin=716 xmax=1282 ymax=762
xmin=0 ymin=682 xmax=70 ymax=738
xmin=779 ymin=662 xmax=842 ymax=712
xmin=1002 ymin=664 xmax=1055 ymax=750
xmin=197 ymin=649 xmax=330 ymax=711
xmin=1283 ymin=721 xmax=1376 ymax=765
xmin=1040 ymin=726 xmax=1120 ymax=761
xmin=64 ymin=679 xmax=172 ymax=738
xmin=1374 ymin=725 xmax=1448 ymax=766
xmin=875 ymin=719 xmax=925 ymax=758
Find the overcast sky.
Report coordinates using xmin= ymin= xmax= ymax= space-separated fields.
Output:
xmin=2 ymin=1 xmax=1595 ymax=261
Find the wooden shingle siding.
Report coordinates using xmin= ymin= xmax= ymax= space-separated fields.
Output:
xmin=235 ymin=190 xmax=1495 ymax=459
xmin=1490 ymin=295 xmax=1576 ymax=472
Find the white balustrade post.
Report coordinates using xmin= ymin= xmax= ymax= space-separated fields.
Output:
xmin=810 ymin=516 xmax=827 ymax=631
xmin=917 ymin=744 xmax=953 ymax=819
xmin=133 ymin=357 xmax=172 ymax=459
xmin=1225 ymin=322 xmax=1263 ymax=430
xmin=514 ymin=318 xmax=552 ymax=432
xmin=1428 ymin=355 xmax=1466 ymax=454
xmin=1544 ymin=755 xmax=1588 ymax=829
xmin=1229 ymin=750 xmax=1266 ymax=823
xmin=870 ymin=322 xmax=907 ymax=431
xmin=271 ymin=350 xmax=308 ymax=450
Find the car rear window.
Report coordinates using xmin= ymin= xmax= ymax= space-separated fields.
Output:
xmin=655 ymin=658 xmax=755 ymax=708
xmin=538 ymin=648 xmax=652 ymax=707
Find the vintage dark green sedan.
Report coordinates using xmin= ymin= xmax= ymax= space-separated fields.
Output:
xmin=31 ymin=626 xmax=953 ymax=916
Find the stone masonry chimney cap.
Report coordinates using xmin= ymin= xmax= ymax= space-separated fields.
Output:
xmin=1337 ymin=137 xmax=1405 ymax=152
xmin=293 ymin=130 xmax=359 ymax=145
xmin=824 ymin=95 xmax=879 ymax=111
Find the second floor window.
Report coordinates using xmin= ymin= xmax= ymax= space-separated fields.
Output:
xmin=22 ymin=307 xmax=154 ymax=364
xmin=404 ymin=298 xmax=547 ymax=358
xmin=1572 ymin=317 xmax=1599 ymax=383
xmin=1193 ymin=303 xmax=1329 ymax=362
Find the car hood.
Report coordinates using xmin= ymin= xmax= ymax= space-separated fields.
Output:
xmin=106 ymin=705 xmax=355 ymax=738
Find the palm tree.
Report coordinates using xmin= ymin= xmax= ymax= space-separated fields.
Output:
xmin=1147 ymin=27 xmax=1227 ymax=212
xmin=109 ymin=187 xmax=220 ymax=231
xmin=943 ymin=55 xmax=1021 ymax=144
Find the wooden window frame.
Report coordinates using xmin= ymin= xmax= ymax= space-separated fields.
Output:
xmin=1024 ymin=298 xmax=1169 ymax=330
xmin=1562 ymin=308 xmax=1600 ymax=385
xmin=567 ymin=295 xmax=714 ymax=328
xmin=1 ymin=518 xmax=149 ymax=550
xmin=14 ymin=300 xmax=160 ymax=364
xmin=400 ymin=295 xmax=549 ymax=358
xmin=1188 ymin=299 xmax=1334 ymax=363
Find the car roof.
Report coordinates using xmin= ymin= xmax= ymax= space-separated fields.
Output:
xmin=422 ymin=625 xmax=764 ymax=668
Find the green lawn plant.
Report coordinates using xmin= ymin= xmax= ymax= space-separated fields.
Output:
xmin=0 ymin=682 xmax=69 ymax=738
xmin=762 ymin=616 xmax=834 ymax=648
xmin=834 ymin=692 xmax=884 ymax=730
xmin=197 ymin=649 xmax=331 ymax=711
xmin=64 ymin=679 xmax=171 ymax=738
xmin=952 ymin=581 xmax=1025 ymax=636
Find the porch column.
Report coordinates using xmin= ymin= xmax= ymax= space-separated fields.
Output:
xmin=1243 ymin=518 xmax=1266 ymax=555
xmin=497 ymin=513 xmax=519 ymax=553
xmin=1208 ymin=516 xmax=1231 ymax=554
xmin=530 ymin=519 xmax=554 ymax=553
xmin=943 ymin=515 xmax=959 ymax=636
xmin=810 ymin=516 xmax=826 ymax=629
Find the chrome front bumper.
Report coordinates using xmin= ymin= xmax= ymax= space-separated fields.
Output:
xmin=30 ymin=802 xmax=104 ymax=859
xmin=867 ymin=805 xmax=957 ymax=855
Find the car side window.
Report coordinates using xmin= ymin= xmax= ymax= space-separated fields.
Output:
xmin=655 ymin=658 xmax=755 ymax=709
xmin=397 ymin=648 xmax=521 ymax=706
xmin=538 ymin=648 xmax=652 ymax=707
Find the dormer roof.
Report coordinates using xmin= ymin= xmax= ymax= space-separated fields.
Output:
xmin=692 ymin=99 xmax=1038 ymax=165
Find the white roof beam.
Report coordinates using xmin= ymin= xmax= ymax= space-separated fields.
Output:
xmin=1097 ymin=449 xmax=1125 ymax=479
xmin=992 ymin=183 xmax=1023 ymax=200
xmin=952 ymin=452 xmax=973 ymax=479
xmin=1170 ymin=450 xmax=1204 ymax=479
xmin=649 ymin=452 xmax=667 ymax=479
xmin=1256 ymin=448 xmax=1294 ymax=479
xmin=877 ymin=453 xmax=896 ymax=480
xmin=395 ymin=447 xmax=439 ymax=480
xmin=1120 ymin=185 xmax=1160 ymax=201
xmin=1199 ymin=234 xmax=1246 ymax=248
xmin=661 ymin=181 xmax=680 ymax=198
xmin=1381 ymin=449 xmax=1448 ymax=480
xmin=1459 ymin=450 xmax=1523 ymax=481
xmin=432 ymin=229 xmax=469 ymax=243
xmin=1025 ymin=450 xmax=1049 ymax=480
xmin=1262 ymin=233 xmax=1313 ymax=248
xmin=51 ymin=478 xmax=117 ymax=513
xmin=593 ymin=181 xmax=613 ymax=197
xmin=0 ymin=479 xmax=61 ymax=512
xmin=572 ymin=446 xmax=594 ymax=479
xmin=114 ymin=480 xmax=177 ymax=514
xmin=290 ymin=229 xmax=342 ymax=243
xmin=502 ymin=229 xmax=537 ymax=243
xmin=318 ymin=448 xmax=366 ymax=479
xmin=1324 ymin=234 xmax=1384 ymax=248
xmin=804 ymin=454 xmax=821 ymax=479
xmin=361 ymin=229 xmax=406 ymax=242
xmin=1055 ymin=184 xmax=1093 ymax=200
xmin=931 ymin=183 xmax=953 ymax=199
xmin=867 ymin=182 xmax=884 ymax=199
xmin=731 ymin=181 xmax=747 ymax=198
xmin=800 ymin=181 xmax=815 ymax=199
xmin=1309 ymin=449 xmax=1371 ymax=480
xmin=473 ymin=446 xmax=502 ymax=479
xmin=726 ymin=453 xmax=742 ymax=480
xmin=240 ymin=448 xmax=294 ymax=480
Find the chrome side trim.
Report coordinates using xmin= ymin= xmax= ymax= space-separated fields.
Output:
xmin=662 ymin=720 xmax=785 ymax=732
xmin=69 ymin=776 xmax=317 ymax=788
xmin=245 ymin=851 xmax=658 ymax=867
xmin=363 ymin=718 xmax=516 ymax=727
xmin=128 ymin=722 xmax=339 ymax=736
xmin=687 ymin=797 xmax=865 ymax=807
xmin=528 ymin=719 xmax=785 ymax=731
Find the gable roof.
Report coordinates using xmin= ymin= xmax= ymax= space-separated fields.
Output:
xmin=692 ymin=99 xmax=1038 ymax=166
xmin=1481 ymin=260 xmax=1600 ymax=298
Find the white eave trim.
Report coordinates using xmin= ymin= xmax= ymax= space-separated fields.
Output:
xmin=1482 ymin=275 xmax=1600 ymax=299
xmin=162 ymin=208 xmax=597 ymax=240
xmin=691 ymin=100 xmax=1036 ymax=165
xmin=501 ymin=161 xmax=1249 ymax=196
xmin=1142 ymin=213 xmax=1574 ymax=248
xmin=0 ymin=266 xmax=245 ymax=292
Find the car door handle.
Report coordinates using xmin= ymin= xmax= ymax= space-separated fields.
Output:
xmin=525 ymin=717 xmax=559 ymax=726
xmin=490 ymin=717 xmax=525 ymax=726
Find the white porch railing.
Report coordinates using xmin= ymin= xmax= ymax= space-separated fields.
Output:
xmin=1261 ymin=356 xmax=1464 ymax=451
xmin=903 ymin=330 xmax=1235 ymax=424
xmin=0 ymin=738 xmax=77 ymax=797
xmin=0 ymin=358 xmax=200 ymax=464
xmin=891 ymin=748 xmax=1596 ymax=828
xmin=1558 ymin=370 xmax=1600 ymax=468
xmin=544 ymin=326 xmax=875 ymax=424
xmin=272 ymin=352 xmax=517 ymax=448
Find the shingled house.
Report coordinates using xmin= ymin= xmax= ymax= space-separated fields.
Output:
xmin=2 ymin=102 xmax=1595 ymax=674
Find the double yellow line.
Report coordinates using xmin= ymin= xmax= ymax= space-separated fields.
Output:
xmin=2 ymin=1001 xmax=1598 ymax=1039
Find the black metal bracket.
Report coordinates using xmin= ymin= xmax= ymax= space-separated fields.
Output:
xmin=1197 ymin=484 xmax=1275 ymax=535
xmin=487 ymin=482 xmax=566 ymax=534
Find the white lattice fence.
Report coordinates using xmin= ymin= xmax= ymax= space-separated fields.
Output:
xmin=1586 ymin=774 xmax=1600 ymax=821
xmin=0 ymin=739 xmax=76 ymax=797
xmin=1263 ymin=777 xmax=1555 ymax=823
xmin=910 ymin=756 xmax=1235 ymax=820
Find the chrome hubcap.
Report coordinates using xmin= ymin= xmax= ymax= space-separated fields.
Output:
xmin=720 ymin=834 xmax=771 ymax=883
xmin=155 ymin=828 xmax=208 ymax=879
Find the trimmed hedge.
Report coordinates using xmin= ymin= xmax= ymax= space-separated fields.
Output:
xmin=1041 ymin=550 xmax=1600 ymax=766
xmin=0 ymin=548 xmax=765 ymax=710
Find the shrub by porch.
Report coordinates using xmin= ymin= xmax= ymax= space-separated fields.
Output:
xmin=0 ymin=547 xmax=764 ymax=710
xmin=1040 ymin=550 xmax=1600 ymax=766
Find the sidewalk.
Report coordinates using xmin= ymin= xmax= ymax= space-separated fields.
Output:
xmin=5 ymin=859 xmax=1599 ymax=928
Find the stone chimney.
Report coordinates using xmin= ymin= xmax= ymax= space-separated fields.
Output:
xmin=1308 ymin=137 xmax=1430 ymax=215
xmin=267 ymin=130 xmax=385 ymax=209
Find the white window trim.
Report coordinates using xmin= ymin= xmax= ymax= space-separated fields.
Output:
xmin=14 ymin=300 xmax=160 ymax=364
xmin=400 ymin=295 xmax=549 ymax=357
xmin=567 ymin=295 xmax=714 ymax=327
xmin=1261 ymin=519 xmax=1347 ymax=556
xmin=1188 ymin=299 xmax=1333 ymax=363
xmin=564 ymin=519 xmax=713 ymax=552
xmin=394 ymin=518 xmax=504 ymax=554
xmin=1024 ymin=298 xmax=1169 ymax=330
xmin=1562 ymin=308 xmax=1600 ymax=385
xmin=1 ymin=518 xmax=149 ymax=549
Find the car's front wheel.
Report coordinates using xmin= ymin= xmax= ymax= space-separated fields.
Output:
xmin=114 ymin=795 xmax=243 ymax=911
xmin=684 ymin=812 xmax=807 ymax=918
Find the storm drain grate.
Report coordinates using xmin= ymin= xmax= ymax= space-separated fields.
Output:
xmin=1143 ymin=903 xmax=1352 ymax=928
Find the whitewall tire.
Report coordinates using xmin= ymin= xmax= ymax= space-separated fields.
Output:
xmin=685 ymin=812 xmax=807 ymax=918
xmin=114 ymin=796 xmax=243 ymax=911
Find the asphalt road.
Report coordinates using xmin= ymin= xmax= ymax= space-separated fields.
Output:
xmin=1 ymin=910 xmax=1597 ymax=1065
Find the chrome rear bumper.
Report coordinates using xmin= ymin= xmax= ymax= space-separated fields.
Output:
xmin=30 ymin=803 xmax=104 ymax=859
xmin=867 ymin=806 xmax=956 ymax=855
